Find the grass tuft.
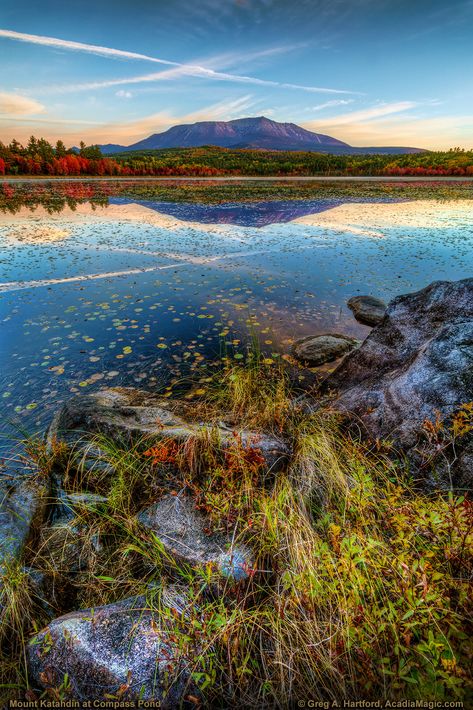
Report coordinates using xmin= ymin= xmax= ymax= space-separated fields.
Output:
xmin=1 ymin=359 xmax=472 ymax=706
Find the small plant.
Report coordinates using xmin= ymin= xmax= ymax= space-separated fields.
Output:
xmin=144 ymin=441 xmax=181 ymax=466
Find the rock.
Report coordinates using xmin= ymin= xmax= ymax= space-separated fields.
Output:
xmin=48 ymin=387 xmax=289 ymax=474
xmin=0 ymin=475 xmax=48 ymax=569
xmin=138 ymin=494 xmax=255 ymax=584
xmin=454 ymin=440 xmax=473 ymax=490
xmin=23 ymin=566 xmax=56 ymax=619
xmin=292 ymin=334 xmax=359 ymax=367
xmin=73 ymin=442 xmax=116 ymax=478
xmin=0 ymin=474 xmax=49 ymax=633
xmin=39 ymin=518 xmax=102 ymax=575
xmin=51 ymin=490 xmax=108 ymax=524
xmin=28 ymin=588 xmax=200 ymax=703
xmin=347 ymin=295 xmax=386 ymax=326
xmin=46 ymin=387 xmax=184 ymax=448
xmin=325 ymin=279 xmax=473 ymax=487
xmin=40 ymin=490 xmax=107 ymax=573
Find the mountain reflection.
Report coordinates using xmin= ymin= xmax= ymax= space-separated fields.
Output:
xmin=0 ymin=180 xmax=405 ymax=226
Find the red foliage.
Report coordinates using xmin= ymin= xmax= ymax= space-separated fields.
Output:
xmin=2 ymin=182 xmax=14 ymax=198
xmin=225 ymin=433 xmax=266 ymax=475
xmin=143 ymin=441 xmax=181 ymax=465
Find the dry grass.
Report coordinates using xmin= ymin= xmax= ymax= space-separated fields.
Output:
xmin=1 ymin=359 xmax=472 ymax=706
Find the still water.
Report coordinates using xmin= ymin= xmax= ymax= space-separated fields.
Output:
xmin=1 ymin=192 xmax=472 ymax=451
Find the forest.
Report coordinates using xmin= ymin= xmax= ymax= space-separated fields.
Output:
xmin=1 ymin=135 xmax=473 ymax=176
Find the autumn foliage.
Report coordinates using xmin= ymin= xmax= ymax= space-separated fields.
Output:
xmin=1 ymin=135 xmax=473 ymax=177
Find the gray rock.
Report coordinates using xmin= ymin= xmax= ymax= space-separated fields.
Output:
xmin=73 ymin=441 xmax=116 ymax=478
xmin=48 ymin=387 xmax=289 ymax=474
xmin=51 ymin=490 xmax=108 ymax=524
xmin=0 ymin=475 xmax=48 ymax=568
xmin=0 ymin=475 xmax=49 ymax=632
xmin=27 ymin=588 xmax=200 ymax=703
xmin=138 ymin=494 xmax=255 ymax=584
xmin=23 ymin=566 xmax=56 ymax=619
xmin=43 ymin=491 xmax=107 ymax=572
xmin=347 ymin=295 xmax=387 ymax=326
xmin=39 ymin=518 xmax=102 ymax=575
xmin=46 ymin=387 xmax=192 ymax=448
xmin=292 ymin=334 xmax=359 ymax=366
xmin=325 ymin=279 xmax=473 ymax=487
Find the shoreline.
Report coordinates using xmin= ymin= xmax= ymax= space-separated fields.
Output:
xmin=4 ymin=175 xmax=473 ymax=183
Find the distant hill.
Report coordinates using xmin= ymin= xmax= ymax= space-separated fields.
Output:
xmin=99 ymin=116 xmax=424 ymax=155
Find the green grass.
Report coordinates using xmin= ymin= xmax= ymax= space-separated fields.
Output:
xmin=1 ymin=359 xmax=472 ymax=706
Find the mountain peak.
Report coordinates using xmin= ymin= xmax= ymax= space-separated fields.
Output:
xmin=117 ymin=116 xmax=350 ymax=152
xmin=99 ymin=116 xmax=424 ymax=155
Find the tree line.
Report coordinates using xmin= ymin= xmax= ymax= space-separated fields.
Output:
xmin=0 ymin=136 xmax=127 ymax=176
xmin=1 ymin=136 xmax=473 ymax=176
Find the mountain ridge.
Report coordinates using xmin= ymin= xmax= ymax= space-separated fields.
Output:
xmin=98 ymin=116 xmax=425 ymax=155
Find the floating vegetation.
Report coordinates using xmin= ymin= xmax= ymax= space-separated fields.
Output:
xmin=1 ymin=181 xmax=472 ymax=454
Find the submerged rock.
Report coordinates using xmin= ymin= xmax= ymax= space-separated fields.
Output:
xmin=292 ymin=334 xmax=359 ymax=366
xmin=325 ymin=279 xmax=473 ymax=487
xmin=347 ymin=295 xmax=386 ymax=326
xmin=138 ymin=494 xmax=255 ymax=584
xmin=48 ymin=387 xmax=289 ymax=474
xmin=28 ymin=588 xmax=200 ymax=704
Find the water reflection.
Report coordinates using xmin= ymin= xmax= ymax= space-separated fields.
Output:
xmin=1 ymin=189 xmax=472 ymax=452
xmin=108 ymin=196 xmax=404 ymax=227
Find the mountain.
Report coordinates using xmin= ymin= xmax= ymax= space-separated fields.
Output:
xmin=97 ymin=143 xmax=128 ymax=154
xmin=99 ymin=116 xmax=424 ymax=155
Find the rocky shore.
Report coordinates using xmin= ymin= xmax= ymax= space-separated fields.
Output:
xmin=1 ymin=278 xmax=472 ymax=707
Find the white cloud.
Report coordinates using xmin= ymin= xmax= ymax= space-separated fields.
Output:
xmin=3 ymin=116 xmax=105 ymax=125
xmin=2 ymin=100 xmax=472 ymax=150
xmin=309 ymin=99 xmax=355 ymax=112
xmin=91 ymin=95 xmax=260 ymax=143
xmin=304 ymin=109 xmax=473 ymax=149
xmin=306 ymin=101 xmax=417 ymax=128
xmin=0 ymin=91 xmax=45 ymax=116
xmin=0 ymin=95 xmax=262 ymax=145
xmin=1 ymin=28 xmax=358 ymax=96
xmin=41 ymin=66 xmax=360 ymax=95
xmin=115 ymin=90 xmax=132 ymax=99
xmin=338 ymin=115 xmax=473 ymax=149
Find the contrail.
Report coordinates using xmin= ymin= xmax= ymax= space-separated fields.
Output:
xmin=0 ymin=28 xmax=359 ymax=95
xmin=0 ymin=29 xmax=178 ymax=66
xmin=0 ymin=242 xmax=329 ymax=294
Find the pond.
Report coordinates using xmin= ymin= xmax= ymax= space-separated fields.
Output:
xmin=1 ymin=183 xmax=472 ymax=454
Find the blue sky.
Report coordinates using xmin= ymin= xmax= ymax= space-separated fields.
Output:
xmin=0 ymin=0 xmax=472 ymax=149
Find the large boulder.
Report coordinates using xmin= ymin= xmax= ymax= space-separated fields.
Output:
xmin=324 ymin=279 xmax=473 ymax=487
xmin=47 ymin=387 xmax=289 ymax=474
xmin=138 ymin=494 xmax=255 ymax=585
xmin=28 ymin=587 xmax=200 ymax=704
xmin=292 ymin=334 xmax=359 ymax=367
xmin=347 ymin=295 xmax=386 ymax=326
